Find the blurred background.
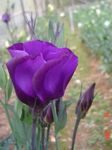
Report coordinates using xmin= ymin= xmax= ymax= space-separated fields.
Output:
xmin=0 ymin=0 xmax=112 ymax=149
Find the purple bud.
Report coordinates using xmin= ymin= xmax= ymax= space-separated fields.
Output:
xmin=2 ymin=12 xmax=10 ymax=24
xmin=43 ymin=106 xmax=53 ymax=124
xmin=76 ymin=83 xmax=96 ymax=118
xmin=42 ymin=99 xmax=60 ymax=124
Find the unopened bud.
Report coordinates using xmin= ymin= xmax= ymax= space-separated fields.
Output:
xmin=76 ymin=83 xmax=96 ymax=118
xmin=2 ymin=12 xmax=10 ymax=24
xmin=42 ymin=99 xmax=60 ymax=124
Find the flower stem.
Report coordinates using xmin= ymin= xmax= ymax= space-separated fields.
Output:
xmin=46 ymin=125 xmax=51 ymax=150
xmin=42 ymin=127 xmax=45 ymax=150
xmin=51 ymin=101 xmax=59 ymax=150
xmin=55 ymin=132 xmax=59 ymax=150
xmin=19 ymin=0 xmax=27 ymax=34
xmin=37 ymin=124 xmax=41 ymax=150
xmin=0 ymin=99 xmax=19 ymax=149
xmin=70 ymin=115 xmax=81 ymax=150
xmin=33 ymin=0 xmax=38 ymax=15
xmin=31 ymin=110 xmax=37 ymax=150
xmin=6 ymin=23 xmax=14 ymax=42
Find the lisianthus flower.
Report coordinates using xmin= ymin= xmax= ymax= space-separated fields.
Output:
xmin=7 ymin=40 xmax=78 ymax=109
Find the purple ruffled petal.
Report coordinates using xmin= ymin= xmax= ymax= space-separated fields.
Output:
xmin=7 ymin=54 xmax=46 ymax=107
xmin=33 ymin=52 xmax=78 ymax=105
xmin=8 ymin=43 xmax=25 ymax=57
xmin=23 ymin=40 xmax=56 ymax=58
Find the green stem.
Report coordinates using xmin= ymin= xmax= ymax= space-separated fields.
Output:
xmin=33 ymin=0 xmax=38 ymax=15
xmin=42 ymin=127 xmax=45 ymax=150
xmin=19 ymin=0 xmax=27 ymax=34
xmin=31 ymin=110 xmax=37 ymax=150
xmin=51 ymin=101 xmax=59 ymax=150
xmin=46 ymin=125 xmax=51 ymax=150
xmin=4 ymin=90 xmax=13 ymax=133
xmin=70 ymin=116 xmax=81 ymax=150
xmin=0 ymin=100 xmax=19 ymax=149
xmin=4 ymin=84 xmax=20 ymax=149
xmin=22 ymin=123 xmax=30 ymax=150
xmin=54 ymin=132 xmax=59 ymax=150
xmin=51 ymin=101 xmax=58 ymax=123
xmin=6 ymin=23 xmax=14 ymax=42
xmin=37 ymin=124 xmax=41 ymax=150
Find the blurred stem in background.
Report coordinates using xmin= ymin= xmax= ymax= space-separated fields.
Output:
xmin=6 ymin=23 xmax=14 ymax=42
xmin=56 ymin=0 xmax=61 ymax=8
xmin=33 ymin=0 xmax=38 ymax=15
xmin=19 ymin=0 xmax=27 ymax=34
xmin=36 ymin=0 xmax=46 ymax=17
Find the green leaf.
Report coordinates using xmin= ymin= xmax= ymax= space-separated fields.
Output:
xmin=55 ymin=101 xmax=67 ymax=134
xmin=5 ymin=79 xmax=13 ymax=100
xmin=5 ymin=103 xmax=14 ymax=112
xmin=11 ymin=114 xmax=31 ymax=147
xmin=14 ymin=100 xmax=23 ymax=118
xmin=48 ymin=20 xmax=55 ymax=43
xmin=0 ymin=63 xmax=7 ymax=89
xmin=7 ymin=102 xmax=31 ymax=148
xmin=20 ymin=106 xmax=32 ymax=124
xmin=64 ymin=99 xmax=76 ymax=108
xmin=55 ymin=24 xmax=65 ymax=47
xmin=15 ymin=100 xmax=32 ymax=124
xmin=0 ymin=135 xmax=14 ymax=150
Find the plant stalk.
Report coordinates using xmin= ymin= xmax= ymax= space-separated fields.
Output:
xmin=6 ymin=23 xmax=14 ymax=41
xmin=42 ymin=127 xmax=45 ymax=150
xmin=46 ymin=125 xmax=51 ymax=150
xmin=33 ymin=0 xmax=38 ymax=15
xmin=31 ymin=110 xmax=37 ymax=150
xmin=70 ymin=115 xmax=81 ymax=150
xmin=0 ymin=93 xmax=19 ymax=149
xmin=19 ymin=0 xmax=27 ymax=34
xmin=51 ymin=101 xmax=59 ymax=150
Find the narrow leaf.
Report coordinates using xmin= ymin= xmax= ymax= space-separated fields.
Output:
xmin=0 ymin=63 xmax=7 ymax=89
xmin=6 ymin=79 xmax=13 ymax=100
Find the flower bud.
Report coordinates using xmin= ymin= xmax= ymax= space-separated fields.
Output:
xmin=2 ymin=12 xmax=10 ymax=24
xmin=76 ymin=83 xmax=96 ymax=118
xmin=42 ymin=99 xmax=60 ymax=124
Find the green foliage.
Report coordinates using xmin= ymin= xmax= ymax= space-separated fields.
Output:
xmin=0 ymin=135 xmax=14 ymax=150
xmin=15 ymin=100 xmax=32 ymax=124
xmin=5 ymin=79 xmax=13 ymax=100
xmin=74 ymin=0 xmax=112 ymax=73
xmin=0 ymin=63 xmax=13 ymax=101
xmin=51 ymin=100 xmax=67 ymax=135
xmin=56 ymin=101 xmax=67 ymax=134
xmin=0 ymin=63 xmax=7 ymax=89
xmin=35 ymin=14 xmax=65 ymax=47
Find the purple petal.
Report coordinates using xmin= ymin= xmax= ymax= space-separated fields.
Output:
xmin=7 ymin=55 xmax=45 ymax=106
xmin=33 ymin=53 xmax=78 ymax=105
xmin=43 ymin=46 xmax=66 ymax=61
xmin=23 ymin=40 xmax=56 ymax=58
xmin=8 ymin=43 xmax=25 ymax=57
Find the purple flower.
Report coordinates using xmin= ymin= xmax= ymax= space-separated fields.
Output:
xmin=2 ymin=12 xmax=10 ymax=24
xmin=7 ymin=40 xmax=78 ymax=109
xmin=76 ymin=83 xmax=96 ymax=118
